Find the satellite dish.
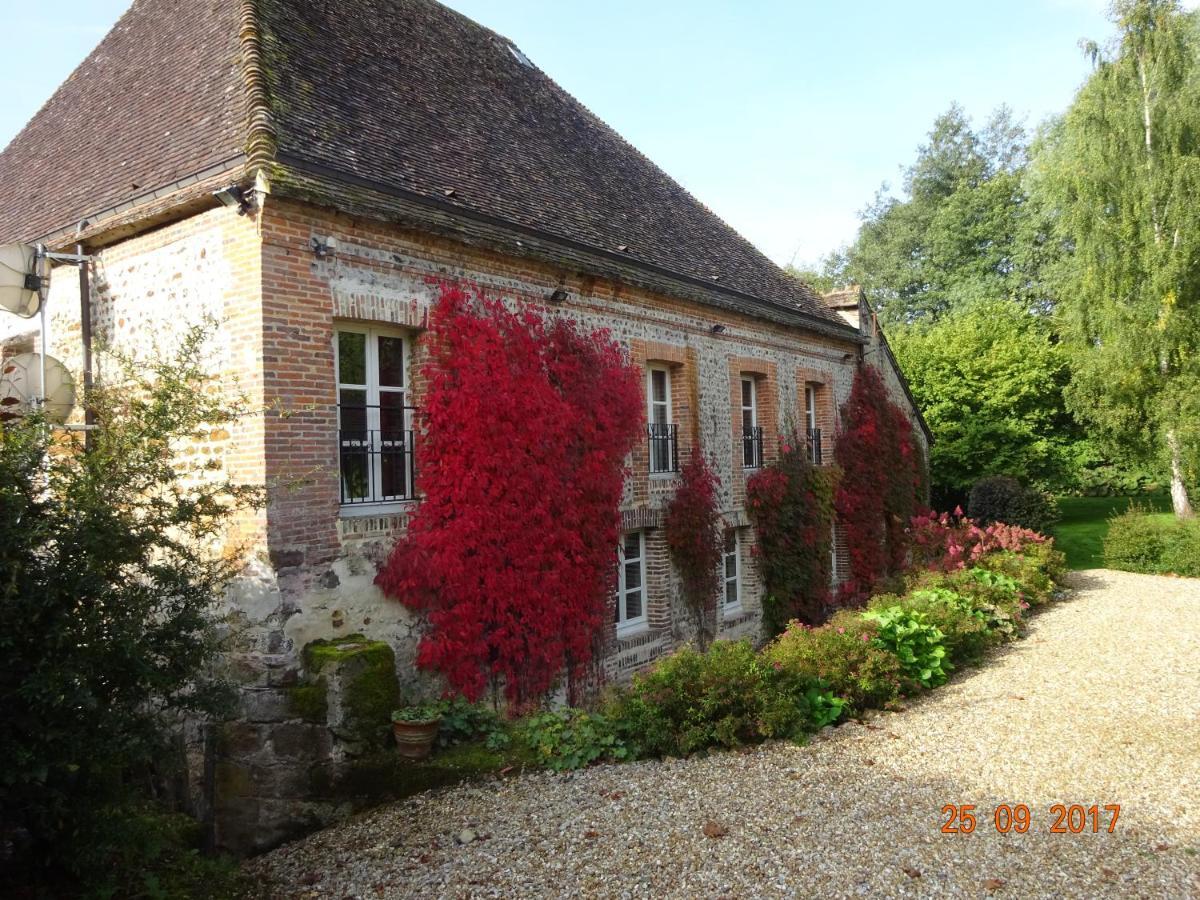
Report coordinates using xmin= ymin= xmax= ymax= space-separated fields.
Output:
xmin=0 ymin=243 xmax=43 ymax=318
xmin=0 ymin=353 xmax=75 ymax=424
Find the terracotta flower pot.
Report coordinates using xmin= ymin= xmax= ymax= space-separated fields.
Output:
xmin=392 ymin=718 xmax=441 ymax=759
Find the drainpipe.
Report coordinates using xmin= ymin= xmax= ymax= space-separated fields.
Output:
xmin=77 ymin=236 xmax=95 ymax=447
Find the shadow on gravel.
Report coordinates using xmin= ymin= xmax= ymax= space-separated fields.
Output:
xmin=1064 ymin=570 xmax=1113 ymax=591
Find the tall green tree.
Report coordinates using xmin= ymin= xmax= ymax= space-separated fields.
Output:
xmin=1035 ymin=0 xmax=1200 ymax=517
xmin=889 ymin=299 xmax=1074 ymax=497
xmin=824 ymin=105 xmax=1053 ymax=326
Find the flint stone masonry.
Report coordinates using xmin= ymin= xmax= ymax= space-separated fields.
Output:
xmin=1 ymin=197 xmax=926 ymax=854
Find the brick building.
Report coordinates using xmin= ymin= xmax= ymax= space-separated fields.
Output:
xmin=0 ymin=0 xmax=928 ymax=851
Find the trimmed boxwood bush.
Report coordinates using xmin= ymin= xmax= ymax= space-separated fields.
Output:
xmin=968 ymin=475 xmax=1060 ymax=533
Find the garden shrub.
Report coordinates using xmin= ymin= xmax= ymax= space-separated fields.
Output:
xmin=746 ymin=437 xmax=838 ymax=632
xmin=761 ymin=612 xmax=909 ymax=711
xmin=909 ymin=508 xmax=1052 ymax=572
xmin=664 ymin=455 xmax=724 ymax=648
xmin=0 ymin=326 xmax=260 ymax=891
xmin=861 ymin=606 xmax=950 ymax=688
xmin=520 ymin=709 xmax=630 ymax=771
xmin=975 ymin=546 xmax=1064 ymax=605
xmin=605 ymin=640 xmax=842 ymax=758
xmin=1104 ymin=508 xmax=1200 ymax=576
xmin=435 ymin=698 xmax=511 ymax=751
xmin=968 ymin=475 xmax=1060 ymax=533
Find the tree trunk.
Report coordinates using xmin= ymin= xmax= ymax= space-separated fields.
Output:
xmin=1167 ymin=428 xmax=1194 ymax=519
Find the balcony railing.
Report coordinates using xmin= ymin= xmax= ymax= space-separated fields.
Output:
xmin=648 ymin=423 xmax=680 ymax=475
xmin=742 ymin=425 xmax=764 ymax=469
xmin=338 ymin=404 xmax=418 ymax=505
xmin=807 ymin=427 xmax=823 ymax=466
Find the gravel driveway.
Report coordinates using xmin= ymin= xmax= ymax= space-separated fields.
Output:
xmin=246 ymin=570 xmax=1200 ymax=898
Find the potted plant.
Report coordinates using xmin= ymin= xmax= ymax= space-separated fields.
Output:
xmin=391 ymin=703 xmax=442 ymax=759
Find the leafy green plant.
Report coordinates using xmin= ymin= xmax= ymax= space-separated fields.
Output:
xmin=433 ymin=697 xmax=509 ymax=749
xmin=520 ymin=709 xmax=629 ymax=771
xmin=391 ymin=703 xmax=442 ymax=724
xmin=862 ymin=606 xmax=950 ymax=688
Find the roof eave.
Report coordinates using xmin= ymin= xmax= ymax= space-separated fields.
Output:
xmin=270 ymin=156 xmax=866 ymax=345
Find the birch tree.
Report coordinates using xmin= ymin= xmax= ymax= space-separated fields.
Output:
xmin=1036 ymin=0 xmax=1200 ymax=517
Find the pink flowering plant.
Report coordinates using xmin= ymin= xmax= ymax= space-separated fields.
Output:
xmin=909 ymin=507 xmax=1047 ymax=572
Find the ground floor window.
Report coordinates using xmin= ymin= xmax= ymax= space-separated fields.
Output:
xmin=723 ymin=528 xmax=740 ymax=610
xmin=617 ymin=531 xmax=647 ymax=636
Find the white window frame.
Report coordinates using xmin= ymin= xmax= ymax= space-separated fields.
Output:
xmin=335 ymin=324 xmax=413 ymax=515
xmin=617 ymin=531 xmax=648 ymax=637
xmin=723 ymin=528 xmax=741 ymax=612
xmin=741 ymin=376 xmax=759 ymax=469
xmin=830 ymin=523 xmax=839 ymax=583
xmin=805 ymin=384 xmax=818 ymax=434
xmin=647 ymin=366 xmax=674 ymax=477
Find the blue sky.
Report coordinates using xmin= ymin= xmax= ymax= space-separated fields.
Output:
xmin=0 ymin=1 xmax=1154 ymax=266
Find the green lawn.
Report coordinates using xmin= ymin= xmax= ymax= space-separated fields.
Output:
xmin=1052 ymin=494 xmax=1173 ymax=570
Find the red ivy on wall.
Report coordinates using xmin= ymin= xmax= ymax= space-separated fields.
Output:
xmin=663 ymin=455 xmax=723 ymax=649
xmin=374 ymin=283 xmax=643 ymax=706
xmin=746 ymin=437 xmax=837 ymax=633
xmin=833 ymin=364 xmax=924 ymax=603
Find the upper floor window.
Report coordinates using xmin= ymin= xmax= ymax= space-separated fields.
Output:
xmin=616 ymin=531 xmax=647 ymax=636
xmin=647 ymin=366 xmax=678 ymax=475
xmin=336 ymin=325 xmax=415 ymax=507
xmin=723 ymin=529 xmax=741 ymax=610
xmin=741 ymin=376 xmax=763 ymax=469
xmin=805 ymin=383 xmax=823 ymax=465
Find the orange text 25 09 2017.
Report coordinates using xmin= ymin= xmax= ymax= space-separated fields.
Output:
xmin=940 ymin=803 xmax=1122 ymax=834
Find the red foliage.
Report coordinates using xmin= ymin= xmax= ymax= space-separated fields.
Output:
xmin=374 ymin=283 xmax=643 ymax=706
xmin=909 ymin=507 xmax=1047 ymax=572
xmin=663 ymin=455 xmax=723 ymax=648
xmin=746 ymin=436 xmax=837 ymax=632
xmin=833 ymin=365 xmax=924 ymax=603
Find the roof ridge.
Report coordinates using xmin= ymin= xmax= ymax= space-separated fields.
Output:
xmin=239 ymin=0 xmax=278 ymax=177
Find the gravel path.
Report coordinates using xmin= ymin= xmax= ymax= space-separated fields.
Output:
xmin=246 ymin=570 xmax=1200 ymax=898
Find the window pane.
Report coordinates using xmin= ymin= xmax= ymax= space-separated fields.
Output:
xmin=624 ymin=560 xmax=642 ymax=592
xmin=338 ymin=389 xmax=368 ymax=431
xmin=337 ymin=331 xmax=366 ymax=385
xmin=724 ymin=530 xmax=736 ymax=553
xmin=624 ymin=532 xmax=641 ymax=561
xmin=652 ymin=403 xmax=669 ymax=425
xmin=379 ymin=391 xmax=407 ymax=437
xmin=625 ymin=589 xmax=642 ymax=621
xmin=741 ymin=379 xmax=752 ymax=409
xmin=742 ymin=408 xmax=754 ymax=431
xmin=726 ymin=580 xmax=738 ymax=606
xmin=378 ymin=336 xmax=406 ymax=388
xmin=651 ymin=369 xmax=667 ymax=404
xmin=725 ymin=555 xmax=737 ymax=580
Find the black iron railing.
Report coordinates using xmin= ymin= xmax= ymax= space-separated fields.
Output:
xmin=742 ymin=425 xmax=764 ymax=469
xmin=648 ymin=423 xmax=680 ymax=475
xmin=338 ymin=404 xmax=418 ymax=505
xmin=807 ymin=427 xmax=823 ymax=466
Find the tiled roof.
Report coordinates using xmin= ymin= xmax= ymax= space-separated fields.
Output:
xmin=0 ymin=0 xmax=850 ymax=333
xmin=0 ymin=0 xmax=244 ymax=244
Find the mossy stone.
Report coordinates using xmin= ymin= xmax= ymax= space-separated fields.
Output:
xmin=299 ymin=635 xmax=398 ymax=748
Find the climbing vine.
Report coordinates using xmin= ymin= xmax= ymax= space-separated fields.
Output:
xmin=834 ymin=364 xmax=924 ymax=603
xmin=375 ymin=283 xmax=643 ymax=707
xmin=746 ymin=436 xmax=838 ymax=634
xmin=663 ymin=455 xmax=723 ymax=649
